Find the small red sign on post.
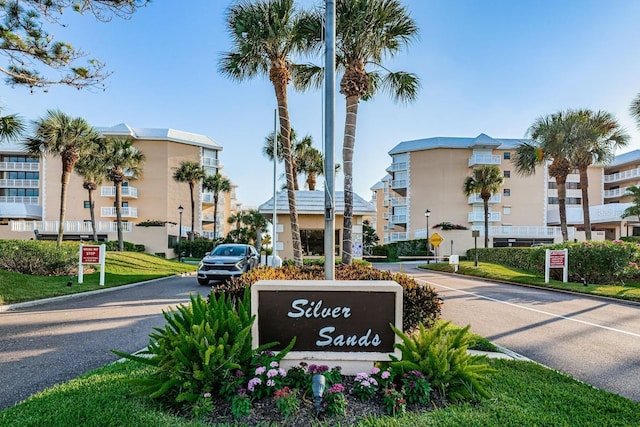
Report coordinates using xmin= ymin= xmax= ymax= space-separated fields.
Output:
xmin=545 ymin=249 xmax=568 ymax=283
xmin=549 ymin=251 xmax=566 ymax=268
xmin=81 ymin=245 xmax=101 ymax=264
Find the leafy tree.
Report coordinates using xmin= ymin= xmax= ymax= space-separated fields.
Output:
xmin=567 ymin=109 xmax=629 ymax=240
xmin=0 ymin=107 xmax=25 ymax=142
xmin=74 ymin=140 xmax=107 ymax=241
xmin=220 ymin=0 xmax=313 ymax=267
xmin=225 ymin=209 xmax=268 ymax=250
xmin=0 ymin=0 xmax=149 ymax=90
xmin=622 ymin=186 xmax=640 ymax=223
xmin=514 ymin=111 xmax=576 ymax=242
xmin=24 ymin=109 xmax=100 ymax=246
xmin=463 ymin=165 xmax=504 ymax=248
xmin=362 ymin=219 xmax=379 ymax=255
xmin=102 ymin=137 xmax=145 ymax=251
xmin=173 ymin=161 xmax=206 ymax=242
xmin=203 ymin=172 xmax=232 ymax=240
xmin=295 ymin=0 xmax=420 ymax=264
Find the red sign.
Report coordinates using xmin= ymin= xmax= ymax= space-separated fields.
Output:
xmin=549 ymin=251 xmax=566 ymax=268
xmin=81 ymin=245 xmax=101 ymax=264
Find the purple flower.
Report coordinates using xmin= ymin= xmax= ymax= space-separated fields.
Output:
xmin=278 ymin=368 xmax=287 ymax=377
xmin=247 ymin=377 xmax=262 ymax=392
xmin=203 ymin=392 xmax=211 ymax=398
xmin=255 ymin=366 xmax=266 ymax=375
xmin=270 ymin=361 xmax=279 ymax=368
xmin=266 ymin=379 xmax=275 ymax=387
xmin=267 ymin=369 xmax=279 ymax=378
xmin=371 ymin=367 xmax=380 ymax=375
xmin=327 ymin=383 xmax=345 ymax=393
xmin=381 ymin=371 xmax=391 ymax=379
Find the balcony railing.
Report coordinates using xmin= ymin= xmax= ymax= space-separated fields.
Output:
xmin=100 ymin=186 xmax=138 ymax=198
xmin=0 ymin=162 xmax=39 ymax=171
xmin=389 ymin=196 xmax=407 ymax=206
xmin=0 ymin=196 xmax=39 ymax=204
xmin=386 ymin=161 xmax=407 ymax=172
xmin=468 ymin=154 xmax=501 ymax=167
xmin=202 ymin=157 xmax=220 ymax=168
xmin=605 ymin=167 xmax=640 ymax=183
xmin=384 ymin=232 xmax=407 ymax=244
xmin=202 ymin=192 xmax=215 ymax=204
xmin=467 ymin=194 xmax=501 ymax=204
xmin=390 ymin=214 xmax=407 ymax=224
xmin=11 ymin=220 xmax=132 ymax=233
xmin=604 ymin=187 xmax=631 ymax=199
xmin=468 ymin=212 xmax=501 ymax=222
xmin=391 ymin=179 xmax=407 ymax=189
xmin=0 ymin=179 xmax=39 ymax=188
xmin=101 ymin=207 xmax=138 ymax=218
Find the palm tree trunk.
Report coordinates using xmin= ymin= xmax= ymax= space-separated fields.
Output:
xmin=557 ymin=177 xmax=569 ymax=242
xmin=579 ymin=166 xmax=592 ymax=240
xmin=307 ymin=173 xmax=316 ymax=191
xmin=89 ymin=189 xmax=97 ymax=241
xmin=483 ymin=198 xmax=490 ymax=248
xmin=115 ymin=183 xmax=123 ymax=251
xmin=189 ymin=182 xmax=195 ymax=242
xmin=342 ymin=94 xmax=359 ymax=265
xmin=57 ymin=169 xmax=71 ymax=247
xmin=271 ymin=70 xmax=302 ymax=266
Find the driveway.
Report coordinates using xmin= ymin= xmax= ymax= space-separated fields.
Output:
xmin=0 ymin=275 xmax=208 ymax=410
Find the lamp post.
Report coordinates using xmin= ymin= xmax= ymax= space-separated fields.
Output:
xmin=425 ymin=209 xmax=431 ymax=263
xmin=178 ymin=205 xmax=184 ymax=262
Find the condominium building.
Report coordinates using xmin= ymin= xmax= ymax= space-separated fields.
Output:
xmin=371 ymin=133 xmax=630 ymax=250
xmin=2 ymin=123 xmax=239 ymax=256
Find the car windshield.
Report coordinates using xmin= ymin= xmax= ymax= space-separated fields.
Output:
xmin=211 ymin=246 xmax=243 ymax=257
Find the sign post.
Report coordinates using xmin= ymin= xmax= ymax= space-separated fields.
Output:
xmin=428 ymin=232 xmax=443 ymax=261
xmin=78 ymin=244 xmax=106 ymax=286
xmin=545 ymin=249 xmax=568 ymax=283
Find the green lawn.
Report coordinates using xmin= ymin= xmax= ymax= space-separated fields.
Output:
xmin=0 ymin=252 xmax=197 ymax=305
xmin=423 ymin=261 xmax=640 ymax=303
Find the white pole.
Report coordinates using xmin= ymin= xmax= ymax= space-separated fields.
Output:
xmin=78 ymin=244 xmax=84 ymax=284
xmin=99 ymin=243 xmax=106 ymax=286
xmin=324 ymin=0 xmax=336 ymax=279
xmin=272 ymin=108 xmax=278 ymax=266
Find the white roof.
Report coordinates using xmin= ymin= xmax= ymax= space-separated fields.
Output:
xmin=96 ymin=123 xmax=222 ymax=150
xmin=258 ymin=190 xmax=376 ymax=215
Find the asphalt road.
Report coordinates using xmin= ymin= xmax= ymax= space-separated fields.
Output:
xmin=380 ymin=262 xmax=640 ymax=402
xmin=0 ymin=275 xmax=208 ymax=410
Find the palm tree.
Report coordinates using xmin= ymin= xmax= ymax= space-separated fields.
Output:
xmin=173 ymin=161 xmax=206 ymax=242
xmin=24 ymin=109 xmax=100 ymax=246
xmin=295 ymin=0 xmax=420 ymax=264
xmin=622 ymin=186 xmax=640 ymax=226
xmin=463 ymin=165 xmax=504 ymax=248
xmin=514 ymin=111 xmax=575 ymax=242
xmin=630 ymin=93 xmax=640 ymax=127
xmin=102 ymin=137 xmax=145 ymax=251
xmin=220 ymin=0 xmax=310 ymax=267
xmin=74 ymin=140 xmax=107 ymax=241
xmin=203 ymin=173 xmax=232 ymax=240
xmin=567 ymin=109 xmax=629 ymax=240
xmin=0 ymin=108 xmax=25 ymax=142
xmin=246 ymin=209 xmax=268 ymax=251
xmin=296 ymin=143 xmax=324 ymax=190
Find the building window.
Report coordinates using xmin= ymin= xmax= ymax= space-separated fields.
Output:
xmin=503 ymin=189 xmax=511 ymax=196
xmin=503 ymin=207 xmax=511 ymax=215
xmin=84 ymin=201 xmax=90 ymax=208
xmin=504 ymin=170 xmax=511 ymax=178
xmin=548 ymin=197 xmax=581 ymax=205
xmin=503 ymin=152 xmax=511 ymax=160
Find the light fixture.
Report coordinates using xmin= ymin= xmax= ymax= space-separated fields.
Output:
xmin=312 ymin=373 xmax=326 ymax=412
xmin=425 ymin=209 xmax=431 ymax=263
xmin=178 ymin=205 xmax=184 ymax=262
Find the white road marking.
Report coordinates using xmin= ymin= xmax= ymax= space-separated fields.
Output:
xmin=422 ymin=280 xmax=640 ymax=339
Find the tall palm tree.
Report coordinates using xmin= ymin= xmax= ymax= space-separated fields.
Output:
xmin=0 ymin=107 xmax=25 ymax=142
xmin=246 ymin=209 xmax=268 ymax=251
xmin=220 ymin=0 xmax=311 ymax=267
xmin=102 ymin=137 xmax=145 ymax=251
xmin=295 ymin=0 xmax=420 ymax=264
xmin=24 ymin=109 xmax=100 ymax=246
xmin=173 ymin=161 xmax=206 ymax=242
xmin=567 ymin=109 xmax=629 ymax=240
xmin=74 ymin=140 xmax=107 ymax=241
xmin=203 ymin=172 xmax=232 ymax=240
xmin=514 ymin=111 xmax=575 ymax=242
xmin=463 ymin=165 xmax=504 ymax=248
xmin=622 ymin=185 xmax=640 ymax=225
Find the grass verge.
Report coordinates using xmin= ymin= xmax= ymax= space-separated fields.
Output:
xmin=423 ymin=261 xmax=640 ymax=303
xmin=1 ymin=358 xmax=638 ymax=427
xmin=0 ymin=252 xmax=197 ymax=305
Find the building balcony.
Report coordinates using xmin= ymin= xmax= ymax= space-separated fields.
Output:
xmin=100 ymin=186 xmax=138 ymax=198
xmin=605 ymin=167 xmax=640 ymax=183
xmin=390 ymin=214 xmax=407 ymax=224
xmin=0 ymin=162 xmax=39 ymax=171
xmin=467 ymin=194 xmax=501 ymax=204
xmin=468 ymin=212 xmax=501 ymax=222
xmin=384 ymin=232 xmax=408 ymax=244
xmin=202 ymin=157 xmax=220 ymax=168
xmin=604 ymin=187 xmax=631 ymax=199
xmin=468 ymin=154 xmax=501 ymax=167
xmin=389 ymin=196 xmax=407 ymax=206
xmin=202 ymin=192 xmax=214 ymax=204
xmin=101 ymin=207 xmax=138 ymax=218
xmin=483 ymin=225 xmax=574 ymax=238
xmin=0 ymin=196 xmax=39 ymax=204
xmin=391 ymin=179 xmax=407 ymax=190
xmin=11 ymin=220 xmax=133 ymax=233
xmin=0 ymin=179 xmax=39 ymax=188
xmin=386 ymin=161 xmax=408 ymax=173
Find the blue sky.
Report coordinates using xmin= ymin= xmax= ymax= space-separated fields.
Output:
xmin=3 ymin=0 xmax=640 ymax=208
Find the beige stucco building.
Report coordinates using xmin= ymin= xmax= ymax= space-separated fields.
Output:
xmin=1 ymin=124 xmax=240 ymax=256
xmin=371 ymin=133 xmax=633 ymax=252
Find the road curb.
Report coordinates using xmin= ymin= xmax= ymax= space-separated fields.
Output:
xmin=0 ymin=272 xmax=196 ymax=313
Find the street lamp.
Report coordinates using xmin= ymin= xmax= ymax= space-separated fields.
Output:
xmin=178 ymin=205 xmax=184 ymax=262
xmin=424 ymin=209 xmax=431 ymax=263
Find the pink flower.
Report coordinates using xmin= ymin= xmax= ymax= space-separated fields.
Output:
xmin=278 ymin=368 xmax=287 ymax=377
xmin=371 ymin=367 xmax=380 ymax=375
xmin=327 ymin=383 xmax=345 ymax=393
xmin=203 ymin=392 xmax=211 ymax=398
xmin=255 ymin=366 xmax=266 ymax=375
xmin=381 ymin=371 xmax=391 ymax=379
xmin=247 ymin=377 xmax=262 ymax=392
xmin=270 ymin=361 xmax=279 ymax=368
xmin=267 ymin=369 xmax=279 ymax=378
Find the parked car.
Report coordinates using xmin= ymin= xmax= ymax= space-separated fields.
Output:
xmin=197 ymin=243 xmax=260 ymax=285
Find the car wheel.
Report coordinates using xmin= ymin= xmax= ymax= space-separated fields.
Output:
xmin=197 ymin=278 xmax=210 ymax=286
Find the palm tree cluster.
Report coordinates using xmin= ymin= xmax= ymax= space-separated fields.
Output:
xmin=220 ymin=0 xmax=420 ymax=265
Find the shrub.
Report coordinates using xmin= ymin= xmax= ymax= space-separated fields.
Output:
xmin=177 ymin=237 xmax=215 ymax=259
xmin=389 ymin=321 xmax=496 ymax=402
xmin=0 ymin=240 xmax=78 ymax=275
xmin=216 ymin=263 xmax=442 ymax=332
xmin=100 ymin=240 xmax=144 ymax=252
xmin=112 ymin=289 xmax=277 ymax=406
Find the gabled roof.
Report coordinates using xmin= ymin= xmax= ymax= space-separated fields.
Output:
xmin=258 ymin=190 xmax=376 ymax=215
xmin=96 ymin=123 xmax=222 ymax=150
xmin=609 ymin=149 xmax=640 ymax=168
xmin=388 ymin=133 xmax=529 ymax=155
